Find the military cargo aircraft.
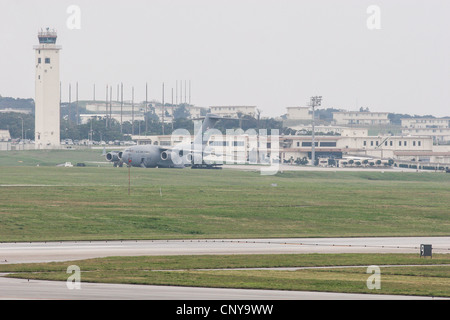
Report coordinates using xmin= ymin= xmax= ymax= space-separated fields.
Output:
xmin=105 ymin=113 xmax=229 ymax=169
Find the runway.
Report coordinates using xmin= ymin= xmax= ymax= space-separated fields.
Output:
xmin=1 ymin=237 xmax=449 ymax=264
xmin=1 ymin=237 xmax=448 ymax=300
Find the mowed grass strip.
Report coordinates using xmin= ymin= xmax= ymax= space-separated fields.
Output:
xmin=0 ymin=166 xmax=449 ymax=241
xmin=2 ymin=254 xmax=449 ymax=297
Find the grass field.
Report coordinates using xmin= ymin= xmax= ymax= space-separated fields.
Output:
xmin=0 ymin=149 xmax=107 ymax=167
xmin=0 ymin=158 xmax=449 ymax=242
xmin=0 ymin=150 xmax=449 ymax=297
xmin=2 ymin=254 xmax=449 ymax=297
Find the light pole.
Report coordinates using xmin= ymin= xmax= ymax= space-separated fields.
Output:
xmin=309 ymin=96 xmax=322 ymax=166
xmin=19 ymin=116 xmax=24 ymax=140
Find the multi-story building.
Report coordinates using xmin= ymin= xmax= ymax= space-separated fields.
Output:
xmin=402 ymin=128 xmax=450 ymax=143
xmin=285 ymin=107 xmax=312 ymax=120
xmin=333 ymin=111 xmax=390 ymax=126
xmin=401 ymin=117 xmax=450 ymax=143
xmin=401 ymin=117 xmax=450 ymax=129
xmin=209 ymin=106 xmax=256 ymax=118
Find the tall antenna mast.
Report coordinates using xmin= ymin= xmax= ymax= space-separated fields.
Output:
xmin=132 ymin=86 xmax=135 ymax=135
xmin=162 ymin=82 xmax=165 ymax=135
xmin=145 ymin=82 xmax=148 ymax=134
xmin=76 ymin=82 xmax=79 ymax=125
xmin=68 ymin=83 xmax=72 ymax=126
xmin=171 ymin=87 xmax=174 ymax=131
xmin=120 ymin=83 xmax=123 ymax=133
xmin=105 ymin=84 xmax=109 ymax=128
xmin=109 ymin=85 xmax=113 ymax=128
xmin=176 ymin=80 xmax=178 ymax=106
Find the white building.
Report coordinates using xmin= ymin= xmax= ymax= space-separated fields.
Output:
xmin=288 ymin=125 xmax=368 ymax=137
xmin=34 ymin=28 xmax=61 ymax=149
xmin=401 ymin=117 xmax=450 ymax=143
xmin=209 ymin=106 xmax=256 ymax=118
xmin=286 ymin=107 xmax=312 ymax=120
xmin=333 ymin=111 xmax=390 ymax=125
xmin=401 ymin=117 xmax=450 ymax=129
xmin=402 ymin=128 xmax=450 ymax=143
xmin=131 ymin=132 xmax=449 ymax=167
xmin=0 ymin=108 xmax=32 ymax=115
xmin=0 ymin=130 xmax=11 ymax=141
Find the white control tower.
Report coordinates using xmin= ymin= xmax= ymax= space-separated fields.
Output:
xmin=34 ymin=28 xmax=61 ymax=149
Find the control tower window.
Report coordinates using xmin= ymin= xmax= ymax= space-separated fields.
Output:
xmin=45 ymin=58 xmax=51 ymax=64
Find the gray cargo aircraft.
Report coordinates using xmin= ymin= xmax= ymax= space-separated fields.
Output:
xmin=105 ymin=113 xmax=228 ymax=169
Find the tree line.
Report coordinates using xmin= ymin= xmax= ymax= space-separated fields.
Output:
xmin=1 ymin=104 xmax=286 ymax=141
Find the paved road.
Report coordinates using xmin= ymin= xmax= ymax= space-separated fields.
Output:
xmin=0 ymin=277 xmax=440 ymax=300
xmin=1 ymin=237 xmax=448 ymax=300
xmin=223 ymin=164 xmax=443 ymax=173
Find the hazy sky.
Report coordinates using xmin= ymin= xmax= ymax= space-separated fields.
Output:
xmin=1 ymin=0 xmax=449 ymax=117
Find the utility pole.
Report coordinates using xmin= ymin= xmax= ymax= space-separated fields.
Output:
xmin=309 ymin=96 xmax=322 ymax=166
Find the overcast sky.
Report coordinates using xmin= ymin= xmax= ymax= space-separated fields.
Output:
xmin=1 ymin=0 xmax=449 ymax=117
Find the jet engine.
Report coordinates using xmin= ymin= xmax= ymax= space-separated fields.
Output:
xmin=187 ymin=152 xmax=203 ymax=165
xmin=106 ymin=151 xmax=121 ymax=162
xmin=160 ymin=151 xmax=172 ymax=161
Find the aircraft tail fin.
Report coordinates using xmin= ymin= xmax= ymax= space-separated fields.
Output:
xmin=193 ymin=114 xmax=237 ymax=147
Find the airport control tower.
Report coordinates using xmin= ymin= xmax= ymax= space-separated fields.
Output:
xmin=34 ymin=28 xmax=61 ymax=149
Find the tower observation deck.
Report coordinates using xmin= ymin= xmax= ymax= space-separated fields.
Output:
xmin=38 ymin=28 xmax=58 ymax=44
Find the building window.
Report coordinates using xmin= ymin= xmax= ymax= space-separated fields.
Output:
xmin=363 ymin=141 xmax=367 ymax=146
xmin=38 ymin=58 xmax=41 ymax=64
xmin=296 ymin=142 xmax=300 ymax=147
xmin=413 ymin=141 xmax=416 ymax=146
xmin=418 ymin=141 xmax=421 ymax=146
xmin=302 ymin=142 xmax=318 ymax=147
xmin=320 ymin=142 xmax=337 ymax=147
xmin=370 ymin=141 xmax=374 ymax=146
xmin=404 ymin=141 xmax=407 ymax=146
xmin=399 ymin=141 xmax=402 ymax=146
xmin=390 ymin=141 xmax=393 ymax=146
xmin=45 ymin=58 xmax=51 ymax=64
